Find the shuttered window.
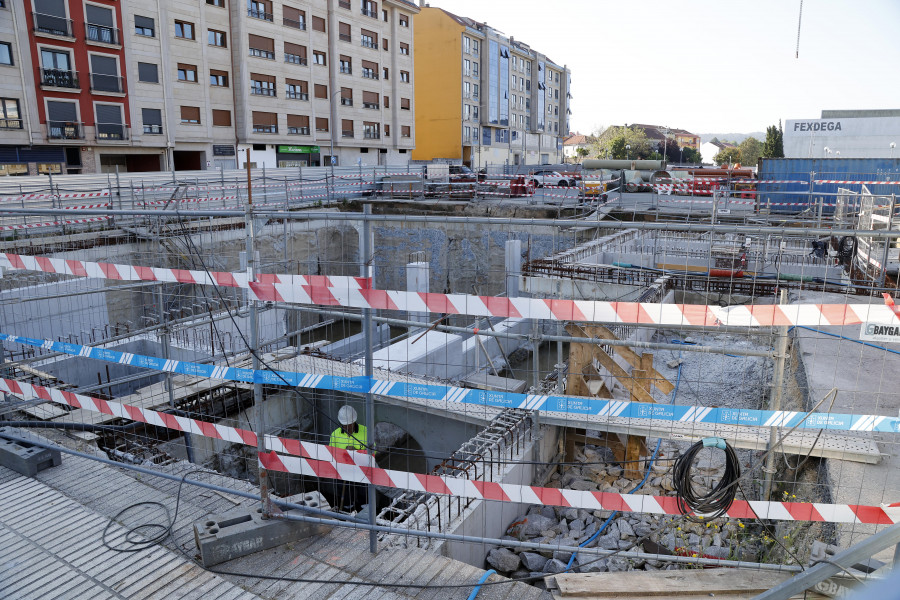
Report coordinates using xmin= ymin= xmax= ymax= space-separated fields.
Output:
xmin=252 ymin=111 xmax=276 ymax=125
xmin=315 ymin=117 xmax=328 ymax=131
xmin=137 ymin=62 xmax=158 ymax=83
xmin=212 ymin=109 xmax=231 ymax=126
xmin=142 ymin=108 xmax=161 ymax=125
xmin=47 ymin=100 xmax=77 ymax=122
xmin=401 ymin=97 xmax=410 ymax=110
xmin=85 ymin=4 xmax=113 ymax=27
xmin=312 ymin=16 xmax=325 ymax=32
xmin=284 ymin=42 xmax=306 ymax=58
xmin=314 ymin=84 xmax=327 ymax=99
xmin=180 ymin=106 xmax=200 ymax=123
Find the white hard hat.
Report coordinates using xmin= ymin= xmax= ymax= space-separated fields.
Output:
xmin=338 ymin=405 xmax=358 ymax=426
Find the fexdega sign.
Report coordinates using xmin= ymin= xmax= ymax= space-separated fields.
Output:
xmin=793 ymin=121 xmax=842 ymax=132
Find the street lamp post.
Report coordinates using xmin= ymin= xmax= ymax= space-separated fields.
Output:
xmin=329 ymin=89 xmax=342 ymax=202
xmin=626 ymin=144 xmax=631 ymax=161
xmin=679 ymin=146 xmax=684 ymax=164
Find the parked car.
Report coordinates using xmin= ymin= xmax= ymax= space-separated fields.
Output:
xmin=449 ymin=164 xmax=479 ymax=182
xmin=528 ymin=169 xmax=577 ymax=188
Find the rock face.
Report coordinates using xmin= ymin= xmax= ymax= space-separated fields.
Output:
xmin=486 ymin=548 xmax=521 ymax=573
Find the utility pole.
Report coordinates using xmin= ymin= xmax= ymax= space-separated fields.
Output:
xmin=762 ymin=289 xmax=789 ymax=500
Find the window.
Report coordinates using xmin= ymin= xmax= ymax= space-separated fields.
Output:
xmin=137 ymin=62 xmax=158 ymax=83
xmin=463 ymin=37 xmax=470 ymax=54
xmin=285 ymin=78 xmax=308 ymax=100
xmin=283 ymin=6 xmax=306 ymax=30
xmin=363 ymin=121 xmax=379 ymax=139
xmin=174 ymin=20 xmax=194 ymax=40
xmin=384 ymin=124 xmax=390 ymax=137
xmin=47 ymin=101 xmax=81 ymax=139
xmin=206 ymin=0 xmax=225 ymax=6
xmin=399 ymin=42 xmax=409 ymax=55
xmin=312 ymin=16 xmax=325 ymax=32
xmin=473 ymin=84 xmax=479 ymax=98
xmin=285 ymin=42 xmax=307 ymax=65
xmin=249 ymin=34 xmax=275 ymax=59
xmin=339 ymin=55 xmax=351 ymax=74
xmin=250 ymin=73 xmax=276 ymax=96
xmin=248 ymin=0 xmax=272 ymax=21
xmin=339 ymin=22 xmax=351 ymax=42
xmin=177 ymin=63 xmax=197 ymax=82
xmin=361 ymin=29 xmax=377 ymax=48
xmin=340 ymin=87 xmax=352 ymax=105
xmin=399 ymin=14 xmax=408 ymax=27
xmin=382 ymin=9 xmax=387 ymax=21
xmin=210 ymin=69 xmax=229 ymax=86
xmin=90 ymin=54 xmax=121 ymax=93
xmin=252 ymin=111 xmax=277 ymax=133
xmin=464 ymin=81 xmax=470 ymax=98
xmin=554 ymin=88 xmax=559 ymax=99
xmin=464 ymin=104 xmax=470 ymax=120
xmin=401 ymin=125 xmax=410 ymax=137
xmin=382 ymin=38 xmax=388 ymax=51
xmin=383 ymin=95 xmax=389 ymax=108
xmin=34 ymin=0 xmax=73 ymax=37
xmin=361 ymin=60 xmax=378 ymax=79
xmin=314 ymin=83 xmax=327 ymax=99
xmin=40 ymin=48 xmax=76 ymax=88
xmin=134 ymin=15 xmax=154 ymax=37
xmin=208 ymin=29 xmax=226 ymax=47
xmin=287 ymin=114 xmax=309 ymax=135
xmin=0 ymin=42 xmax=12 ymax=66
xmin=313 ymin=50 xmax=326 ymax=65
xmin=382 ymin=67 xmax=388 ymax=80
xmin=362 ymin=91 xmax=378 ymax=109
xmin=212 ymin=109 xmax=231 ymax=126
xmin=472 ymin=62 xmax=478 ymax=77
xmin=400 ymin=70 xmax=409 ymax=83
xmin=361 ymin=0 xmax=376 ymax=18
xmin=472 ymin=39 xmax=479 ymax=54
xmin=400 ymin=97 xmax=409 ymax=110
xmin=472 ymin=106 xmax=478 ymax=120
xmin=85 ymin=4 xmax=117 ymax=45
xmin=142 ymin=108 xmax=162 ymax=134
xmin=0 ymin=98 xmax=21 ymax=129
xmin=341 ymin=118 xmax=353 ymax=137
xmin=180 ymin=105 xmax=200 ymax=124
xmin=315 ymin=117 xmax=328 ymax=132
xmin=95 ymin=103 xmax=125 ymax=140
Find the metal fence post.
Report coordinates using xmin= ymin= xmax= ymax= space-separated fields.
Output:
xmin=361 ymin=203 xmax=376 ymax=554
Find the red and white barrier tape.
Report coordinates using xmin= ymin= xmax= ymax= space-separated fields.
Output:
xmin=0 ymin=191 xmax=110 ymax=202
xmin=0 ymin=216 xmax=110 ymax=231
xmin=3 ymin=375 xmax=896 ymax=524
xmin=815 ymin=180 xmax=900 ymax=185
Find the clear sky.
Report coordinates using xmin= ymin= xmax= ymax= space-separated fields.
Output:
xmin=425 ymin=0 xmax=900 ymax=135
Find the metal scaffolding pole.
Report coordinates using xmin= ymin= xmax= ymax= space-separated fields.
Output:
xmin=362 ymin=202 xmax=376 ymax=554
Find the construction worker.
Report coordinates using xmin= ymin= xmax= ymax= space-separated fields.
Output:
xmin=328 ymin=405 xmax=371 ymax=511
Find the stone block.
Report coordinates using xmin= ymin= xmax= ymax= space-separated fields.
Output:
xmin=0 ymin=427 xmax=61 ymax=477
xmin=193 ymin=491 xmax=332 ymax=567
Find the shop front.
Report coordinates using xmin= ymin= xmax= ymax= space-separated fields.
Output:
xmin=276 ymin=145 xmax=321 ymax=167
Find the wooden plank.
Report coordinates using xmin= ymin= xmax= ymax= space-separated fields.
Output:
xmin=590 ymin=345 xmax=654 ymax=403
xmin=584 ymin=325 xmax=675 ymax=395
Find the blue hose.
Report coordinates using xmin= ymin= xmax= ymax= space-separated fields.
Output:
xmin=564 ymin=361 xmax=683 ymax=571
xmin=466 ymin=569 xmax=496 ymax=600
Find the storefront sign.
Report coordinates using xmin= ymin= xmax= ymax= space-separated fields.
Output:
xmin=213 ymin=145 xmax=235 ymax=156
xmin=277 ymin=145 xmax=320 ymax=154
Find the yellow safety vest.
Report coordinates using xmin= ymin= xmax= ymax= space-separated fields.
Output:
xmin=329 ymin=425 xmax=368 ymax=452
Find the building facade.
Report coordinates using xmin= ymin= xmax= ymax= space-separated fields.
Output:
xmin=411 ymin=7 xmax=570 ymax=168
xmin=0 ymin=0 xmax=417 ymax=174
xmin=785 ymin=110 xmax=900 ymax=159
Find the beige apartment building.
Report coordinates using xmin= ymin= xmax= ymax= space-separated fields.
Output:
xmin=0 ymin=0 xmax=417 ymax=174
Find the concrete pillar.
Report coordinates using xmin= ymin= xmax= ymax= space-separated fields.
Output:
xmin=406 ymin=261 xmax=429 ymax=331
xmin=505 ymin=240 xmax=522 ymax=298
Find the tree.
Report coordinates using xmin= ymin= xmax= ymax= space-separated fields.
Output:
xmin=763 ymin=121 xmax=784 ymax=158
xmin=714 ymin=147 xmax=742 ymax=166
xmin=589 ymin=126 xmax=654 ymax=160
xmin=681 ymin=147 xmax=702 ymax=164
xmin=738 ymin=137 xmax=763 ymax=166
xmin=576 ymin=147 xmax=589 ymax=161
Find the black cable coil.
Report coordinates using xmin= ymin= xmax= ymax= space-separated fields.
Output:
xmin=672 ymin=438 xmax=741 ymax=521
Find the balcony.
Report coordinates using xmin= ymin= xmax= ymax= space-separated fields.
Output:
xmin=364 ymin=131 xmax=380 ymax=139
xmin=285 ymin=54 xmax=307 ymax=65
xmin=85 ymin=23 xmax=120 ymax=45
xmin=48 ymin=121 xmax=83 ymax=140
xmin=0 ymin=118 xmax=23 ymax=130
xmin=253 ymin=125 xmax=277 ymax=133
xmin=286 ymin=90 xmax=309 ymax=100
xmin=342 ymin=130 xmax=354 ymax=138
xmin=288 ymin=126 xmax=310 ymax=135
xmin=90 ymin=73 xmax=124 ymax=93
xmin=250 ymin=85 xmax=276 ymax=97
xmin=338 ymin=0 xmax=351 ymax=8
xmin=361 ymin=70 xmax=378 ymax=80
xmin=33 ymin=12 xmax=74 ymax=38
xmin=339 ymin=33 xmax=352 ymax=42
xmin=360 ymin=8 xmax=376 ymax=18
xmin=283 ymin=17 xmax=305 ymax=30
xmin=143 ymin=124 xmax=163 ymax=135
xmin=360 ymin=39 xmax=377 ymax=49
xmin=96 ymin=123 xmax=128 ymax=141
xmin=362 ymin=102 xmax=379 ymax=110
xmin=249 ymin=48 xmax=275 ymax=60
xmin=41 ymin=68 xmax=80 ymax=89
xmin=340 ymin=97 xmax=353 ymax=106
xmin=247 ymin=7 xmax=273 ymax=21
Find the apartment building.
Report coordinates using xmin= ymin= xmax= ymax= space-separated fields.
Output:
xmin=412 ymin=7 xmax=570 ymax=168
xmin=0 ymin=0 xmax=417 ymax=175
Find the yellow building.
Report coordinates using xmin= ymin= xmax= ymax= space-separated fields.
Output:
xmin=412 ymin=7 xmax=571 ymax=168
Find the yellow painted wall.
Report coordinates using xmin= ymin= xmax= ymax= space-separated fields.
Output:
xmin=412 ymin=8 xmax=463 ymax=161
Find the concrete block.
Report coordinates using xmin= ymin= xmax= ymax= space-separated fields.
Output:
xmin=193 ymin=491 xmax=332 ymax=567
xmin=0 ymin=427 xmax=62 ymax=477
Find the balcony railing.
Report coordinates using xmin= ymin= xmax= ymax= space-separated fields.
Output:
xmin=33 ymin=12 xmax=74 ymax=37
xmin=85 ymin=23 xmax=120 ymax=45
xmin=0 ymin=118 xmax=23 ymax=129
xmin=360 ymin=8 xmax=376 ymax=18
xmin=364 ymin=131 xmax=380 ymax=139
xmin=96 ymin=123 xmax=128 ymax=141
xmin=363 ymin=102 xmax=379 ymax=109
xmin=41 ymin=68 xmax=79 ymax=89
xmin=247 ymin=7 xmax=273 ymax=21
xmin=253 ymin=125 xmax=277 ymax=133
xmin=360 ymin=39 xmax=377 ymax=49
xmin=143 ymin=124 xmax=163 ymax=134
xmin=288 ymin=126 xmax=310 ymax=135
xmin=340 ymin=97 xmax=352 ymax=106
xmin=339 ymin=33 xmax=352 ymax=42
xmin=286 ymin=90 xmax=309 ymax=100
xmin=90 ymin=73 xmax=123 ymax=93
xmin=285 ymin=54 xmax=307 ymax=65
xmin=338 ymin=0 xmax=351 ymax=8
xmin=48 ymin=121 xmax=83 ymax=139
xmin=283 ymin=17 xmax=306 ymax=30
xmin=250 ymin=85 xmax=276 ymax=97
xmin=342 ymin=130 xmax=354 ymax=138
xmin=340 ymin=66 xmax=352 ymax=74
xmin=249 ymin=48 xmax=275 ymax=59
xmin=361 ymin=70 xmax=378 ymax=80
